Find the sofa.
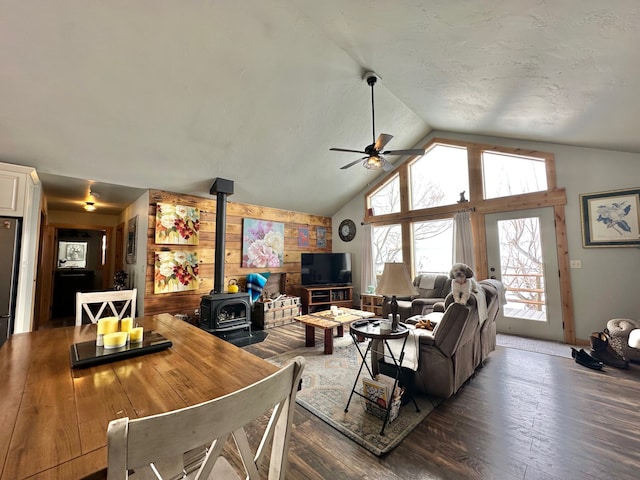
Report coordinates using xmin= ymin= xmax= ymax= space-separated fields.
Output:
xmin=381 ymin=273 xmax=452 ymax=320
xmin=372 ymin=279 xmax=503 ymax=399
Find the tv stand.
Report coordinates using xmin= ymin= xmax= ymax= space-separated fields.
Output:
xmin=300 ymin=285 xmax=353 ymax=314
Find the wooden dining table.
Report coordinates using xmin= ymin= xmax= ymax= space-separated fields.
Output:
xmin=0 ymin=313 xmax=278 ymax=480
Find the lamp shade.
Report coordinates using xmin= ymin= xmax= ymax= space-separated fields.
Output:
xmin=375 ymin=262 xmax=417 ymax=297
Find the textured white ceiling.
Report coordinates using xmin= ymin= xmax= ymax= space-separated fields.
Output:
xmin=1 ymin=1 xmax=639 ymax=216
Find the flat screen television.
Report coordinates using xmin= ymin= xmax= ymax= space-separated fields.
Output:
xmin=301 ymin=253 xmax=352 ymax=286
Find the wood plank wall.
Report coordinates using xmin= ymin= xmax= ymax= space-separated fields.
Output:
xmin=143 ymin=190 xmax=332 ymax=316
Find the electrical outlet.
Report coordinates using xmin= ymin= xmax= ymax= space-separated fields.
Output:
xmin=570 ymin=260 xmax=582 ymax=269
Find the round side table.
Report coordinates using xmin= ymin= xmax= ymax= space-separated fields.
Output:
xmin=345 ymin=320 xmax=419 ymax=435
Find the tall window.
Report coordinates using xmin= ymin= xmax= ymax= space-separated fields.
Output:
xmin=372 ymin=224 xmax=402 ymax=275
xmin=368 ymin=174 xmax=400 ymax=215
xmin=482 ymin=151 xmax=547 ymax=199
xmin=365 ymin=138 xmax=556 ymax=280
xmin=410 ymin=144 xmax=469 ymax=209
xmin=413 ymin=219 xmax=454 ymax=274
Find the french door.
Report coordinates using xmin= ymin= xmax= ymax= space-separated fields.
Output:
xmin=485 ymin=207 xmax=564 ymax=341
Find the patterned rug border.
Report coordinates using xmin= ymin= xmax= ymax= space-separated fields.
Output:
xmin=267 ymin=338 xmax=442 ymax=456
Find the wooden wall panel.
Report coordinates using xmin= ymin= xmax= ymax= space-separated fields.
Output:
xmin=143 ymin=190 xmax=331 ymax=317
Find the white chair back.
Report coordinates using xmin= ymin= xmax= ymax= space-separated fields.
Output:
xmin=106 ymin=356 xmax=305 ymax=480
xmin=75 ymin=288 xmax=137 ymax=326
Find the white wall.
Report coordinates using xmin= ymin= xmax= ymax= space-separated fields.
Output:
xmin=332 ymin=197 xmax=367 ymax=307
xmin=119 ymin=191 xmax=149 ymax=316
xmin=13 ymin=168 xmax=41 ymax=334
xmin=333 ymin=131 xmax=640 ymax=341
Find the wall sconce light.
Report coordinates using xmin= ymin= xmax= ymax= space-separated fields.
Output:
xmin=84 ymin=202 xmax=96 ymax=212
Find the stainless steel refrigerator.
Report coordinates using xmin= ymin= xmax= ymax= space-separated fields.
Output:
xmin=1 ymin=217 xmax=21 ymax=347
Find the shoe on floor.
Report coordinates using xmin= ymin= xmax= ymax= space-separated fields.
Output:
xmin=571 ymin=347 xmax=603 ymax=370
xmin=590 ymin=331 xmax=629 ymax=369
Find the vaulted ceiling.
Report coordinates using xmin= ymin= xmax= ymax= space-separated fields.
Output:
xmin=2 ymin=1 xmax=639 ymax=216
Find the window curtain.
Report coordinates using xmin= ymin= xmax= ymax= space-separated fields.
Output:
xmin=361 ymin=223 xmax=376 ymax=291
xmin=453 ymin=210 xmax=475 ymax=269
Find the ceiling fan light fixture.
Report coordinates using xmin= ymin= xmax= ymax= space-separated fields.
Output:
xmin=84 ymin=202 xmax=96 ymax=212
xmin=363 ymin=155 xmax=384 ymax=170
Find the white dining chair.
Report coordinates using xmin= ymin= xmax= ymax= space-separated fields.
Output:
xmin=106 ymin=356 xmax=305 ymax=480
xmin=75 ymin=288 xmax=137 ymax=326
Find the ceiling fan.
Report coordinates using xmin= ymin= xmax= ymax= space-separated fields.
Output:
xmin=330 ymin=72 xmax=426 ymax=171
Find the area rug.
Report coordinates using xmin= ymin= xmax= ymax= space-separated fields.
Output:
xmin=267 ymin=337 xmax=442 ymax=456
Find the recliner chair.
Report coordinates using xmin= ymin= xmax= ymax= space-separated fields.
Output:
xmin=381 ymin=273 xmax=452 ymax=320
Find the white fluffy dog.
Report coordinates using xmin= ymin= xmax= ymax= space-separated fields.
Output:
xmin=449 ymin=263 xmax=479 ymax=305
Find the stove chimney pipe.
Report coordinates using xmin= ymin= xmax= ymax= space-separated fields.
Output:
xmin=210 ymin=178 xmax=234 ymax=294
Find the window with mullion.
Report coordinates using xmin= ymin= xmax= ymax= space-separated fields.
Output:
xmin=372 ymin=224 xmax=402 ymax=276
xmin=412 ymin=219 xmax=454 ymax=275
xmin=410 ymin=144 xmax=469 ymax=210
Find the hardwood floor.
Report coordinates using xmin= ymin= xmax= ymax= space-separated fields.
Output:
xmin=244 ymin=322 xmax=640 ymax=480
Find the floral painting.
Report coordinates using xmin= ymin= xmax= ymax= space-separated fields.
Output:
xmin=155 ymin=203 xmax=200 ymax=245
xmin=154 ymin=250 xmax=199 ymax=294
xmin=580 ymin=189 xmax=640 ymax=247
xmin=298 ymin=227 xmax=309 ymax=247
xmin=242 ymin=219 xmax=284 ymax=268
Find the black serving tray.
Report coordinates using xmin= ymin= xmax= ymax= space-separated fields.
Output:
xmin=70 ymin=331 xmax=173 ymax=369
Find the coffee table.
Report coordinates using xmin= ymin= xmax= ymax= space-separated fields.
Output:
xmin=295 ymin=308 xmax=375 ymax=354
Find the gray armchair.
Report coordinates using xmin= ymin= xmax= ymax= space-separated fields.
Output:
xmin=381 ymin=273 xmax=452 ymax=320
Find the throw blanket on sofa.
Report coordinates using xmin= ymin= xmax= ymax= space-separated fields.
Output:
xmin=473 ymin=287 xmax=488 ymax=326
xmin=384 ymin=313 xmax=443 ymax=370
xmin=483 ymin=278 xmax=507 ymax=306
xmin=419 ymin=274 xmax=438 ymax=290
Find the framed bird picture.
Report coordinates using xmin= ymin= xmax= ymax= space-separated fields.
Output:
xmin=580 ymin=188 xmax=640 ymax=247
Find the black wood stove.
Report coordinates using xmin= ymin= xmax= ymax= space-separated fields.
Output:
xmin=199 ymin=178 xmax=252 ymax=339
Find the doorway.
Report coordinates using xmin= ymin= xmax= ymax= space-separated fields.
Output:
xmin=37 ymin=224 xmax=115 ymax=329
xmin=485 ymin=207 xmax=564 ymax=341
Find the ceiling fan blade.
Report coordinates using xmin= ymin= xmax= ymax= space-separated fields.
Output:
xmin=330 ymin=147 xmax=368 ymax=154
xmin=381 ymin=148 xmax=426 ymax=156
xmin=374 ymin=133 xmax=394 ymax=151
xmin=340 ymin=158 xmax=365 ymax=170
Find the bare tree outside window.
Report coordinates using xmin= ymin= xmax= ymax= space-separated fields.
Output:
xmin=482 ymin=152 xmax=547 ymax=199
xmin=413 ymin=219 xmax=453 ymax=274
xmin=372 ymin=224 xmax=402 ymax=275
xmin=411 ymin=144 xmax=468 ymax=209
xmin=371 ymin=177 xmax=454 ymax=275
xmin=369 ymin=175 xmax=400 ymax=215
xmin=497 ymin=216 xmax=547 ymax=318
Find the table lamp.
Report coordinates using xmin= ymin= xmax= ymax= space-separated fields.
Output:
xmin=375 ymin=262 xmax=418 ymax=332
